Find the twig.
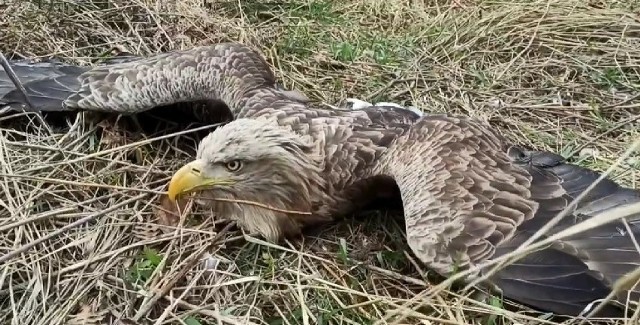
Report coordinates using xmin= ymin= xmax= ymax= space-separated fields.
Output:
xmin=365 ymin=78 xmax=414 ymax=102
xmin=0 ymin=173 xmax=167 ymax=195
xmin=365 ymin=264 xmax=428 ymax=287
xmin=0 ymin=52 xmax=37 ymax=110
xmin=153 ymin=267 xmax=206 ymax=325
xmin=22 ymin=122 xmax=222 ymax=174
xmin=163 ymin=297 xmax=259 ymax=325
xmin=132 ymin=221 xmax=235 ymax=321
xmin=0 ymin=51 xmax=52 ymax=134
xmin=0 ymin=192 xmax=149 ymax=265
xmin=602 ymin=93 xmax=640 ymax=109
xmin=194 ymin=196 xmax=312 ymax=215
xmin=567 ymin=114 xmax=640 ymax=158
xmin=0 ymin=207 xmax=76 ymax=233
xmin=581 ymin=266 xmax=640 ymax=321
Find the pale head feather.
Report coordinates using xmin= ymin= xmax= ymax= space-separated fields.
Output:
xmin=192 ymin=118 xmax=327 ymax=241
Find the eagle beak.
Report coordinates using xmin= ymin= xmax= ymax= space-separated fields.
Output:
xmin=167 ymin=159 xmax=209 ymax=202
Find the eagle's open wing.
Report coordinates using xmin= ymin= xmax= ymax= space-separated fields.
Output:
xmin=374 ymin=114 xmax=640 ymax=316
xmin=1 ymin=43 xmax=308 ymax=118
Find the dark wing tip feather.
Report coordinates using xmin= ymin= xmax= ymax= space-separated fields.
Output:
xmin=491 ymin=232 xmax=634 ymax=317
xmin=1 ymin=60 xmax=86 ymax=112
xmin=502 ymin=147 xmax=640 ymax=316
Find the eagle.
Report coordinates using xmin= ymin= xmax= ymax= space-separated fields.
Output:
xmin=2 ymin=42 xmax=640 ymax=318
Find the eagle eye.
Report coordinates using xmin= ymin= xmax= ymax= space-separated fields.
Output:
xmin=225 ymin=160 xmax=243 ymax=172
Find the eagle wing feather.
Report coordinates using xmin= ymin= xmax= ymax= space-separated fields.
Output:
xmin=373 ymin=114 xmax=640 ymax=316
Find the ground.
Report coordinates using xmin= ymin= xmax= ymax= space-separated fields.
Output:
xmin=1 ymin=0 xmax=640 ymax=324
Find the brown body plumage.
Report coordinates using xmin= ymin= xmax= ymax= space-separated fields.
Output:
xmin=2 ymin=43 xmax=639 ymax=317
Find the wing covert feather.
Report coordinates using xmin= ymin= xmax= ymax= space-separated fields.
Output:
xmin=373 ymin=115 xmax=537 ymax=273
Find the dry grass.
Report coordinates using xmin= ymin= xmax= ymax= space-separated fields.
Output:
xmin=1 ymin=0 xmax=640 ymax=324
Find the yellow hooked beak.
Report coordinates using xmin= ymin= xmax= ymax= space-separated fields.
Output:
xmin=167 ymin=160 xmax=231 ymax=202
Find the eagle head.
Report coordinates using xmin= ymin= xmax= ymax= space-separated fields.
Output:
xmin=166 ymin=118 xmax=326 ymax=241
